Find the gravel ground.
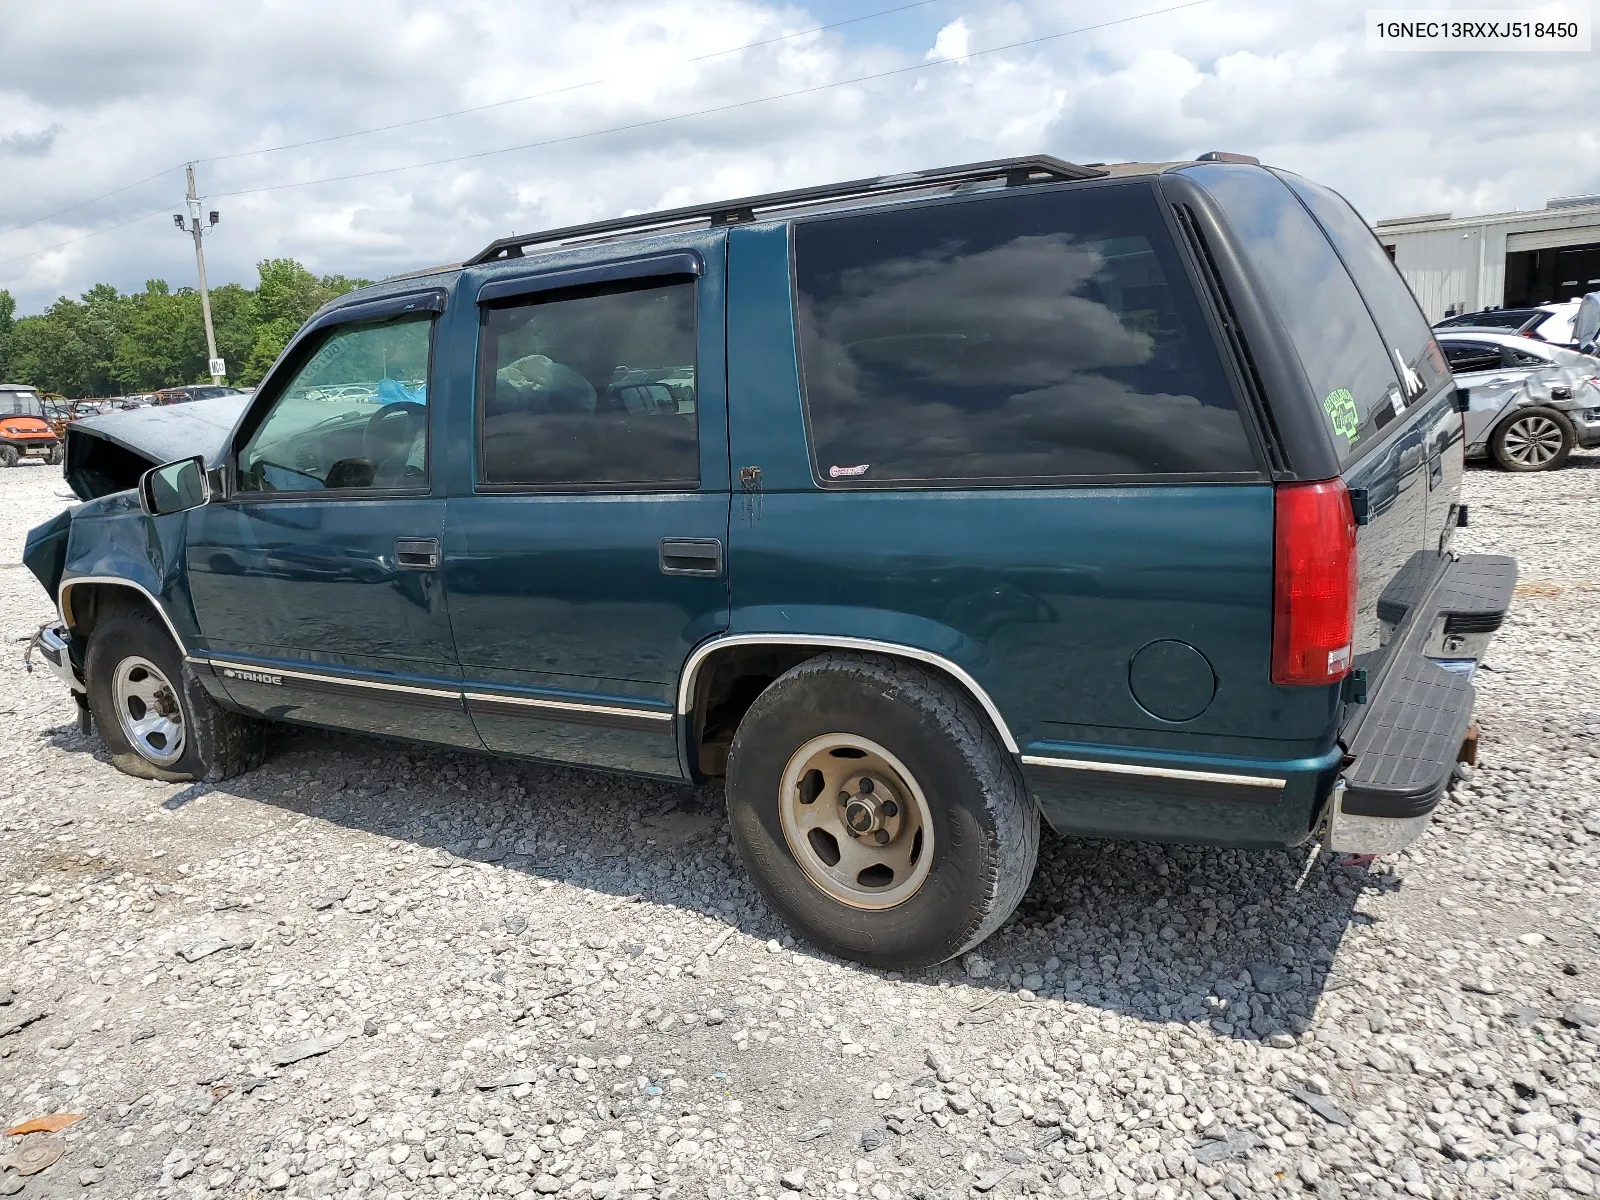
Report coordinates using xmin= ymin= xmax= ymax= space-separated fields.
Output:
xmin=0 ymin=455 xmax=1596 ymax=1200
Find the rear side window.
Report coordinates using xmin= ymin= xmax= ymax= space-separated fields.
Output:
xmin=791 ymin=181 xmax=1257 ymax=485
xmin=477 ymin=278 xmax=698 ymax=488
xmin=1185 ymin=164 xmax=1403 ymax=464
xmin=1279 ymin=172 xmax=1448 ymax=405
xmin=1441 ymin=341 xmax=1500 ymax=373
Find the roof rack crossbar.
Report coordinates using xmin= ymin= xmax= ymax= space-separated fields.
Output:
xmin=466 ymin=155 xmax=1107 ymax=265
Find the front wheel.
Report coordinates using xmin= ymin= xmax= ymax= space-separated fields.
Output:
xmin=1491 ymin=406 xmax=1573 ymax=471
xmin=725 ymin=653 xmax=1038 ymax=969
xmin=84 ymin=606 xmax=269 ymax=781
xmin=1 ymin=446 xmax=18 ymax=468
xmin=45 ymin=444 xmax=63 ymax=466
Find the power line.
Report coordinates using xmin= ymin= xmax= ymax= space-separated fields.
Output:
xmin=0 ymin=206 xmax=172 ymax=270
xmin=199 ymin=0 xmax=946 ymax=165
xmin=0 ymin=165 xmax=181 ymax=239
xmin=207 ymin=0 xmax=1212 ymax=200
xmin=0 ymin=0 xmax=1213 ymax=273
xmin=2 ymin=0 xmax=945 ymax=239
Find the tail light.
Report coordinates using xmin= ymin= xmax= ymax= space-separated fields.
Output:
xmin=1272 ymin=479 xmax=1358 ymax=687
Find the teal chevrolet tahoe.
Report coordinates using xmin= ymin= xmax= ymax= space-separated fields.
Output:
xmin=22 ymin=154 xmax=1515 ymax=968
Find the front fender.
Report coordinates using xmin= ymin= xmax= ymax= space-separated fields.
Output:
xmin=58 ymin=490 xmax=200 ymax=653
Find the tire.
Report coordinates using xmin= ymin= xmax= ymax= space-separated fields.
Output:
xmin=1490 ymin=406 xmax=1574 ymax=471
xmin=45 ymin=445 xmax=63 ymax=466
xmin=1 ymin=446 xmax=17 ymax=468
xmin=84 ymin=605 xmax=269 ymax=782
xmin=725 ymin=652 xmax=1039 ymax=969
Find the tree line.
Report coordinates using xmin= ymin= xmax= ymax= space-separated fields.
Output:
xmin=0 ymin=259 xmax=370 ymax=397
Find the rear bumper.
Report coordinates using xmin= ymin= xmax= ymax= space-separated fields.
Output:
xmin=1328 ymin=553 xmax=1516 ymax=854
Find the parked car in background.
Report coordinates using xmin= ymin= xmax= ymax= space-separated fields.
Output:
xmin=152 ymin=385 xmax=245 ymax=405
xmin=1435 ymin=302 xmax=1580 ymax=347
xmin=23 ymin=155 xmax=1514 ymax=968
xmin=1437 ymin=331 xmax=1600 ymax=470
xmin=1573 ymin=292 xmax=1600 ymax=355
xmin=0 ymin=384 xmax=64 ymax=466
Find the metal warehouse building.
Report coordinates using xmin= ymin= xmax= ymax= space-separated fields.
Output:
xmin=1373 ymin=196 xmax=1600 ymax=322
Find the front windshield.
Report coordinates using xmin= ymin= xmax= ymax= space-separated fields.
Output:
xmin=0 ymin=391 xmax=43 ymax=418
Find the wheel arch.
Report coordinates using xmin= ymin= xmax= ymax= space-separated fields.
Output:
xmin=59 ymin=577 xmax=189 ymax=656
xmin=678 ymin=634 xmax=1020 ymax=779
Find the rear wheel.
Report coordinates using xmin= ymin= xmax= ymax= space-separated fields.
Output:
xmin=1 ymin=446 xmax=18 ymax=468
xmin=85 ymin=605 xmax=269 ymax=781
xmin=725 ymin=653 xmax=1038 ymax=969
xmin=1491 ymin=406 xmax=1573 ymax=471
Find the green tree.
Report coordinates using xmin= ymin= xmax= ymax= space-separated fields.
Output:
xmin=5 ymin=259 xmax=371 ymax=395
xmin=0 ymin=289 xmax=15 ymax=381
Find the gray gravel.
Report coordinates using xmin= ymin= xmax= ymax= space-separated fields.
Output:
xmin=0 ymin=454 xmax=1597 ymax=1200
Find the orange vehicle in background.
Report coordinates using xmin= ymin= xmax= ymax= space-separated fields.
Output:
xmin=0 ymin=384 xmax=64 ymax=467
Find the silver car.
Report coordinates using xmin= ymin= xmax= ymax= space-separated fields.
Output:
xmin=1437 ymin=331 xmax=1600 ymax=470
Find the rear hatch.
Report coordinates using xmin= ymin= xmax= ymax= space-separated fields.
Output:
xmin=1178 ymin=165 xmax=1461 ymax=688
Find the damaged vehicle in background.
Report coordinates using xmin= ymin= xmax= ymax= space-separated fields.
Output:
xmin=1436 ymin=331 xmax=1600 ymax=470
xmin=0 ymin=384 xmax=64 ymax=466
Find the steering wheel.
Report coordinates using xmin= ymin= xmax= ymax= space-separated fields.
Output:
xmin=362 ymin=402 xmax=426 ymax=481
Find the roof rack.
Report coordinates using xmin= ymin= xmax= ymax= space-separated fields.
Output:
xmin=466 ymin=155 xmax=1107 ymax=266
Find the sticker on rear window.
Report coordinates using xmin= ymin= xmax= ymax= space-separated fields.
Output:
xmin=828 ymin=463 xmax=870 ymax=478
xmin=1322 ymin=388 xmax=1360 ymax=447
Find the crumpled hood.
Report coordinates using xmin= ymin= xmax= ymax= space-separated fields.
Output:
xmin=65 ymin=395 xmax=248 ymax=500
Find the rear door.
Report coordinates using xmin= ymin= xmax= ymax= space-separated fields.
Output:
xmin=1183 ymin=165 xmax=1447 ymax=681
xmin=440 ymin=240 xmax=730 ymax=777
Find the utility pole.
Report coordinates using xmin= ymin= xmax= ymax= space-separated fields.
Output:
xmin=176 ymin=164 xmax=224 ymax=385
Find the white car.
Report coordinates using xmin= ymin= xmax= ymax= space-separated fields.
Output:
xmin=1438 ymin=330 xmax=1600 ymax=470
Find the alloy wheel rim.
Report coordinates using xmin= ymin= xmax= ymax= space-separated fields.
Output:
xmin=111 ymin=655 xmax=185 ymax=766
xmin=1504 ymin=416 xmax=1563 ymax=466
xmin=777 ymin=733 xmax=934 ymax=910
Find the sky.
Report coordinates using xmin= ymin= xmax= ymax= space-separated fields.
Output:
xmin=1 ymin=0 xmax=1596 ymax=315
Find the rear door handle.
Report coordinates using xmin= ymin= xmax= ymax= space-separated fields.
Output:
xmin=659 ymin=538 xmax=722 ymax=577
xmin=395 ymin=537 xmax=440 ymax=570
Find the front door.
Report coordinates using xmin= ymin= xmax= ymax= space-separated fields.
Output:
xmin=441 ymin=240 xmax=730 ymax=776
xmin=185 ymin=296 xmax=481 ymax=747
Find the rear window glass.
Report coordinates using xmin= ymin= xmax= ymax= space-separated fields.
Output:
xmin=1278 ymin=172 xmax=1448 ymax=406
xmin=1185 ymin=164 xmax=1403 ymax=463
xmin=791 ymin=181 xmax=1257 ymax=485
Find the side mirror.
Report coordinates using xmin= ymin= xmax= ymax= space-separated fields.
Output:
xmin=138 ymin=456 xmax=211 ymax=516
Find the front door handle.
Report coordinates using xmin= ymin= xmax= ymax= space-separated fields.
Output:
xmin=659 ymin=538 xmax=722 ymax=577
xmin=396 ymin=537 xmax=440 ymax=570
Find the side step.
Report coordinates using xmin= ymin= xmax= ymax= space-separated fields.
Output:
xmin=1342 ymin=655 xmax=1474 ymax=820
xmin=1375 ymin=553 xmax=1517 ymax=639
xmin=1435 ymin=554 xmax=1517 ymax=635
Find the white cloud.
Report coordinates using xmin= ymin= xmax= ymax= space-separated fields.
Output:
xmin=926 ymin=17 xmax=971 ymax=61
xmin=0 ymin=0 xmax=1596 ymax=313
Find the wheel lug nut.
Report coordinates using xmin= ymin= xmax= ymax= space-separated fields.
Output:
xmin=873 ymin=830 xmax=890 ymax=845
xmin=838 ymin=791 xmax=851 ymax=804
xmin=859 ymin=778 xmax=875 ymax=794
xmin=882 ymin=800 xmax=898 ymax=817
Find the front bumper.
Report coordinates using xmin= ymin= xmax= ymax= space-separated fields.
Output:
xmin=1328 ymin=554 xmax=1516 ymax=855
xmin=27 ymin=622 xmax=85 ymax=693
xmin=1 ymin=436 xmax=60 ymax=457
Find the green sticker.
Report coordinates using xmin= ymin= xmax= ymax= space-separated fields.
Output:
xmin=1323 ymin=388 xmax=1360 ymax=446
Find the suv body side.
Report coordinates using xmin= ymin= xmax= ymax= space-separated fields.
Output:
xmin=40 ymin=161 xmax=1491 ymax=859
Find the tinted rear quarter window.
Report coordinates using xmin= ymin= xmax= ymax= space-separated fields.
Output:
xmin=1278 ymin=172 xmax=1448 ymax=405
xmin=792 ymin=180 xmax=1257 ymax=485
xmin=1184 ymin=164 xmax=1403 ymax=464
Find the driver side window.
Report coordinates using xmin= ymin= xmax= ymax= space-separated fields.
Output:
xmin=237 ymin=314 xmax=432 ymax=493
